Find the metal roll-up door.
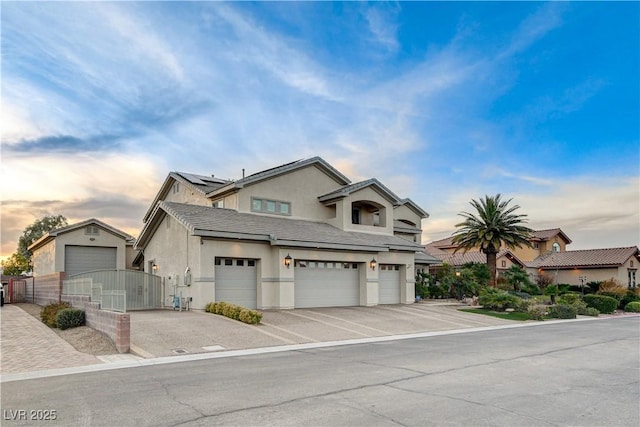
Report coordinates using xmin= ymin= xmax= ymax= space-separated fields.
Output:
xmin=215 ymin=258 xmax=257 ymax=309
xmin=64 ymin=246 xmax=117 ymax=277
xmin=379 ymin=264 xmax=401 ymax=304
xmin=294 ymin=261 xmax=360 ymax=308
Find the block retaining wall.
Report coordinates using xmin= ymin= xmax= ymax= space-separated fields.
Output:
xmin=27 ymin=273 xmax=65 ymax=306
xmin=62 ymin=295 xmax=130 ymax=353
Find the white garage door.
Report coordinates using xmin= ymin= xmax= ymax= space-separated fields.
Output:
xmin=379 ymin=264 xmax=401 ymax=304
xmin=65 ymin=246 xmax=117 ymax=277
xmin=294 ymin=261 xmax=360 ymax=308
xmin=215 ymin=258 xmax=257 ymax=309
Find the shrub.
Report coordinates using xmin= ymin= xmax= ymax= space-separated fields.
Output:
xmin=624 ymin=301 xmax=640 ymax=313
xmin=579 ymin=307 xmax=600 ymax=317
xmin=205 ymin=301 xmax=262 ymax=324
xmin=528 ymin=304 xmax=547 ymax=321
xmin=40 ymin=302 xmax=72 ymax=327
xmin=558 ymin=293 xmax=581 ymax=305
xmin=598 ymin=291 xmax=623 ymax=302
xmin=583 ymin=294 xmax=618 ymax=314
xmin=56 ymin=308 xmax=85 ymax=330
xmin=620 ymin=291 xmax=640 ymax=309
xmin=508 ymin=290 xmax=531 ymax=300
xmin=478 ymin=289 xmax=521 ymax=311
xmin=586 ymin=281 xmax=602 ymax=293
xmin=548 ymin=304 xmax=577 ymax=319
xmin=520 ymin=283 xmax=542 ymax=296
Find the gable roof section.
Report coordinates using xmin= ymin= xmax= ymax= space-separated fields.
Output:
xmin=143 ymin=172 xmax=230 ymax=222
xmin=530 ymin=228 xmax=572 ymax=244
xmin=29 ymin=218 xmax=134 ymax=252
xmin=318 ymin=178 xmax=401 ymax=205
xmin=528 ymin=246 xmax=639 ymax=269
xmin=137 ymin=201 xmax=423 ymax=253
xmin=429 ymin=249 xmax=526 ymax=268
xmin=397 ymin=198 xmax=429 ymax=219
xmin=206 ymin=157 xmax=351 ymax=198
xmin=415 ymin=251 xmax=442 ymax=265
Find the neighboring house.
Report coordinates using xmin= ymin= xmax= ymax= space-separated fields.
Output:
xmin=424 ymin=244 xmax=526 ymax=277
xmin=135 ymin=157 xmax=429 ymax=310
xmin=527 ymin=246 xmax=640 ymax=288
xmin=29 ymin=218 xmax=137 ymax=277
xmin=426 ymin=228 xmax=572 ymax=262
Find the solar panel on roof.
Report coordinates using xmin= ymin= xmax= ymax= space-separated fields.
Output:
xmin=176 ymin=172 xmax=207 ymax=185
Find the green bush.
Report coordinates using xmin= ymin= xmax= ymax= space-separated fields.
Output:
xmin=527 ymin=304 xmax=547 ymax=321
xmin=56 ymin=308 xmax=85 ymax=330
xmin=478 ymin=289 xmax=521 ymax=311
xmin=620 ymin=291 xmax=640 ymax=310
xmin=598 ymin=291 xmax=622 ymax=302
xmin=579 ymin=307 xmax=600 ymax=317
xmin=520 ymin=283 xmax=542 ymax=296
xmin=205 ymin=301 xmax=262 ymax=324
xmin=624 ymin=301 xmax=640 ymax=313
xmin=558 ymin=293 xmax=581 ymax=305
xmin=40 ymin=302 xmax=72 ymax=327
xmin=583 ymin=294 xmax=618 ymax=314
xmin=548 ymin=304 xmax=577 ymax=319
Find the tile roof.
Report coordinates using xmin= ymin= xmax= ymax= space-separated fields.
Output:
xmin=393 ymin=220 xmax=422 ymax=234
xmin=415 ymin=251 xmax=442 ymax=264
xmin=153 ymin=201 xmax=423 ymax=252
xmin=530 ymin=228 xmax=572 ymax=244
xmin=428 ymin=249 xmax=526 ymax=268
xmin=528 ymin=247 xmax=639 ymax=269
xmin=29 ymin=218 xmax=134 ymax=251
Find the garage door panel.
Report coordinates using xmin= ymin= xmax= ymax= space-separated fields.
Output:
xmin=379 ymin=264 xmax=401 ymax=304
xmin=65 ymin=246 xmax=117 ymax=277
xmin=295 ymin=261 xmax=359 ymax=308
xmin=215 ymin=259 xmax=257 ymax=309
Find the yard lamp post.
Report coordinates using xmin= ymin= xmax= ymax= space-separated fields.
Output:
xmin=579 ymin=275 xmax=586 ymax=295
xmin=455 ymin=270 xmax=462 ymax=301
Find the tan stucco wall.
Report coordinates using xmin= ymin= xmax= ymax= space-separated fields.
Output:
xmin=32 ymin=240 xmax=56 ymax=276
xmin=393 ymin=205 xmax=422 ymax=228
xmin=125 ymin=245 xmax=139 ymax=270
xmin=165 ymin=180 xmax=212 ymax=207
xmin=328 ymin=187 xmax=394 ymax=235
xmin=236 ymin=166 xmax=341 ymax=221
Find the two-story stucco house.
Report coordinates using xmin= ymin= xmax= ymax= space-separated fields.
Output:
xmin=135 ymin=157 xmax=429 ymax=310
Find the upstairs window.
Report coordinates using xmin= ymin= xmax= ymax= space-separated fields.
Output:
xmin=552 ymin=242 xmax=561 ymax=253
xmin=251 ymin=197 xmax=291 ymax=216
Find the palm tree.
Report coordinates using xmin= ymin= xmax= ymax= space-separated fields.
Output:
xmin=451 ymin=194 xmax=533 ymax=287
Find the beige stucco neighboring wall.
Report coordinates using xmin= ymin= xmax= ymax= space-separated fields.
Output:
xmin=125 ymin=245 xmax=138 ymax=270
xmin=534 ymin=267 xmax=625 ymax=286
xmin=32 ymin=240 xmax=56 ymax=276
xmin=236 ymin=166 xmax=341 ymax=221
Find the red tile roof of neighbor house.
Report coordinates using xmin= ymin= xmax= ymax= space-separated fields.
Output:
xmin=528 ymin=247 xmax=640 ymax=269
xmin=428 ymin=249 xmax=526 ymax=268
xmin=427 ymin=228 xmax=571 ymax=249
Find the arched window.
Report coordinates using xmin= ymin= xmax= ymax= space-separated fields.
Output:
xmin=552 ymin=242 xmax=561 ymax=253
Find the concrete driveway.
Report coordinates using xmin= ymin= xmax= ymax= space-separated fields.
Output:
xmin=129 ymin=301 xmax=516 ymax=357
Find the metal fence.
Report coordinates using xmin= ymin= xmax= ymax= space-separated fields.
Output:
xmin=63 ymin=270 xmax=162 ymax=312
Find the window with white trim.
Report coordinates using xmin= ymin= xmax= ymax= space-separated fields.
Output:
xmin=85 ymin=226 xmax=100 ymax=235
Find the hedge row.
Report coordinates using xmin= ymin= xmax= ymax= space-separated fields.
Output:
xmin=205 ymin=301 xmax=262 ymax=325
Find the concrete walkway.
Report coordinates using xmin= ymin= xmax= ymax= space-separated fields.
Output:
xmin=0 ymin=305 xmax=100 ymax=374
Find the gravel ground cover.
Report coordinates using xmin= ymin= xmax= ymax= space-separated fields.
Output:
xmin=16 ymin=303 xmax=118 ymax=355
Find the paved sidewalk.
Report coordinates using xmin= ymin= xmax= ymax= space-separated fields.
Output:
xmin=0 ymin=305 xmax=101 ymax=374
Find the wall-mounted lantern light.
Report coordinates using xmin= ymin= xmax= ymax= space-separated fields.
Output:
xmin=370 ymin=258 xmax=377 ymax=271
xmin=455 ymin=271 xmax=461 ymax=277
xmin=152 ymin=263 xmax=159 ymax=272
xmin=284 ymin=253 xmax=292 ymax=269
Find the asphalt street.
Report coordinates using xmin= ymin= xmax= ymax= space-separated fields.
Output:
xmin=1 ymin=317 xmax=638 ymax=426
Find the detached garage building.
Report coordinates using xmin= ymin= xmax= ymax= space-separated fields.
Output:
xmin=29 ymin=218 xmax=137 ymax=278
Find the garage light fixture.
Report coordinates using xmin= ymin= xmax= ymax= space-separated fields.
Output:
xmin=152 ymin=262 xmax=159 ymax=272
xmin=370 ymin=258 xmax=377 ymax=271
xmin=284 ymin=253 xmax=292 ymax=269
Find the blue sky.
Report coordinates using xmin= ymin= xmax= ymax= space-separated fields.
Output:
xmin=1 ymin=1 xmax=639 ymax=259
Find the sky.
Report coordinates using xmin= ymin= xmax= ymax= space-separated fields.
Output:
xmin=1 ymin=1 xmax=639 ymax=261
